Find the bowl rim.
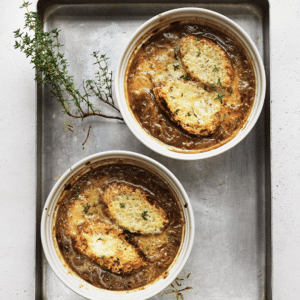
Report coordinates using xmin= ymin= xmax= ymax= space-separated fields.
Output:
xmin=115 ymin=7 xmax=266 ymax=160
xmin=41 ymin=150 xmax=195 ymax=300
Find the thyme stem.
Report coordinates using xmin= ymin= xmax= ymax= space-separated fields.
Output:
xmin=14 ymin=1 xmax=123 ymax=124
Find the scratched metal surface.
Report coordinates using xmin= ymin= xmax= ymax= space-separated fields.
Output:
xmin=36 ymin=1 xmax=270 ymax=299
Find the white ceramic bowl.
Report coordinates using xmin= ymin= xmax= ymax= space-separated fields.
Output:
xmin=41 ymin=151 xmax=194 ymax=300
xmin=116 ymin=7 xmax=266 ymax=160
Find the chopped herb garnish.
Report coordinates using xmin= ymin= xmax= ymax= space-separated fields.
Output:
xmin=82 ymin=203 xmax=91 ymax=214
xmin=210 ymin=83 xmax=216 ymax=88
xmin=170 ymin=96 xmax=175 ymax=99
xmin=174 ymin=53 xmax=178 ymax=60
xmin=229 ymin=88 xmax=233 ymax=95
xmin=97 ymin=238 xmax=102 ymax=241
xmin=217 ymin=78 xmax=222 ymax=86
xmin=116 ymin=258 xmax=120 ymax=265
xmin=146 ymin=246 xmax=150 ymax=250
xmin=142 ymin=211 xmax=149 ymax=220
xmin=173 ymin=64 xmax=180 ymax=71
xmin=212 ymin=65 xmax=219 ymax=72
xmin=142 ymin=103 xmax=146 ymax=108
xmin=168 ymin=236 xmax=173 ymax=239
xmin=100 ymin=255 xmax=105 ymax=259
xmin=197 ymin=48 xmax=201 ymax=56
xmin=174 ymin=46 xmax=179 ymax=50
xmin=174 ymin=109 xmax=180 ymax=115
xmin=193 ymin=109 xmax=197 ymax=117
xmin=75 ymin=188 xmax=81 ymax=198
xmin=64 ymin=246 xmax=69 ymax=253
xmin=224 ymin=114 xmax=226 ymax=118
xmin=120 ymin=203 xmax=125 ymax=208
xmin=187 ymin=112 xmax=191 ymax=116
xmin=109 ymin=286 xmax=114 ymax=290
xmin=147 ymin=53 xmax=150 ymax=61
xmin=195 ymin=38 xmax=198 ymax=41
xmin=215 ymin=91 xmax=225 ymax=104
xmin=179 ymin=74 xmax=190 ymax=80
xmin=181 ymin=93 xmax=183 ymax=97
xmin=204 ymin=85 xmax=207 ymax=91
xmin=123 ymin=227 xmax=129 ymax=231
xmin=206 ymin=60 xmax=209 ymax=62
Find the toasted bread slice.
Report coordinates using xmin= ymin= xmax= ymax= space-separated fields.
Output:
xmin=128 ymin=51 xmax=154 ymax=97
xmin=74 ymin=220 xmax=146 ymax=274
xmin=67 ymin=198 xmax=101 ymax=237
xmin=66 ymin=182 xmax=109 ymax=236
xmin=153 ymin=79 xmax=222 ymax=136
xmin=128 ymin=74 xmax=153 ymax=98
xmin=149 ymin=47 xmax=185 ymax=85
xmin=102 ymin=182 xmax=168 ymax=234
xmin=180 ymin=36 xmax=234 ymax=88
xmin=133 ymin=233 xmax=169 ymax=262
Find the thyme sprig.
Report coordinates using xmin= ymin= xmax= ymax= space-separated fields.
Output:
xmin=14 ymin=1 xmax=123 ymax=122
xmin=160 ymin=275 xmax=193 ymax=300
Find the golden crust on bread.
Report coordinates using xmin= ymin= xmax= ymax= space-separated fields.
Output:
xmin=153 ymin=79 xmax=222 ymax=136
xmin=149 ymin=48 xmax=185 ymax=85
xmin=180 ymin=36 xmax=234 ymax=88
xmin=103 ymin=182 xmax=168 ymax=234
xmin=74 ymin=220 xmax=146 ymax=274
xmin=133 ymin=233 xmax=169 ymax=262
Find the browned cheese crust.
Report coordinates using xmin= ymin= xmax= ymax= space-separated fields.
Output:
xmin=153 ymin=79 xmax=222 ymax=136
xmin=73 ymin=220 xmax=146 ymax=274
xmin=103 ymin=182 xmax=168 ymax=234
xmin=180 ymin=36 xmax=234 ymax=88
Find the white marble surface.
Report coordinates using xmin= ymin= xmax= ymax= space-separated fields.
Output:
xmin=0 ymin=0 xmax=300 ymax=299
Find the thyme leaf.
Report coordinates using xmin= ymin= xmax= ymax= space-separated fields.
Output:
xmin=173 ymin=64 xmax=180 ymax=71
xmin=82 ymin=204 xmax=91 ymax=214
xmin=215 ymin=91 xmax=225 ymax=104
xmin=212 ymin=65 xmax=219 ymax=72
xmin=142 ymin=211 xmax=149 ymax=220
xmin=174 ymin=109 xmax=180 ymax=115
xmin=75 ymin=188 xmax=81 ymax=198
xmin=179 ymin=74 xmax=190 ymax=81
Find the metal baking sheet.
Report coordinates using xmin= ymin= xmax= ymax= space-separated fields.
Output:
xmin=35 ymin=1 xmax=271 ymax=299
